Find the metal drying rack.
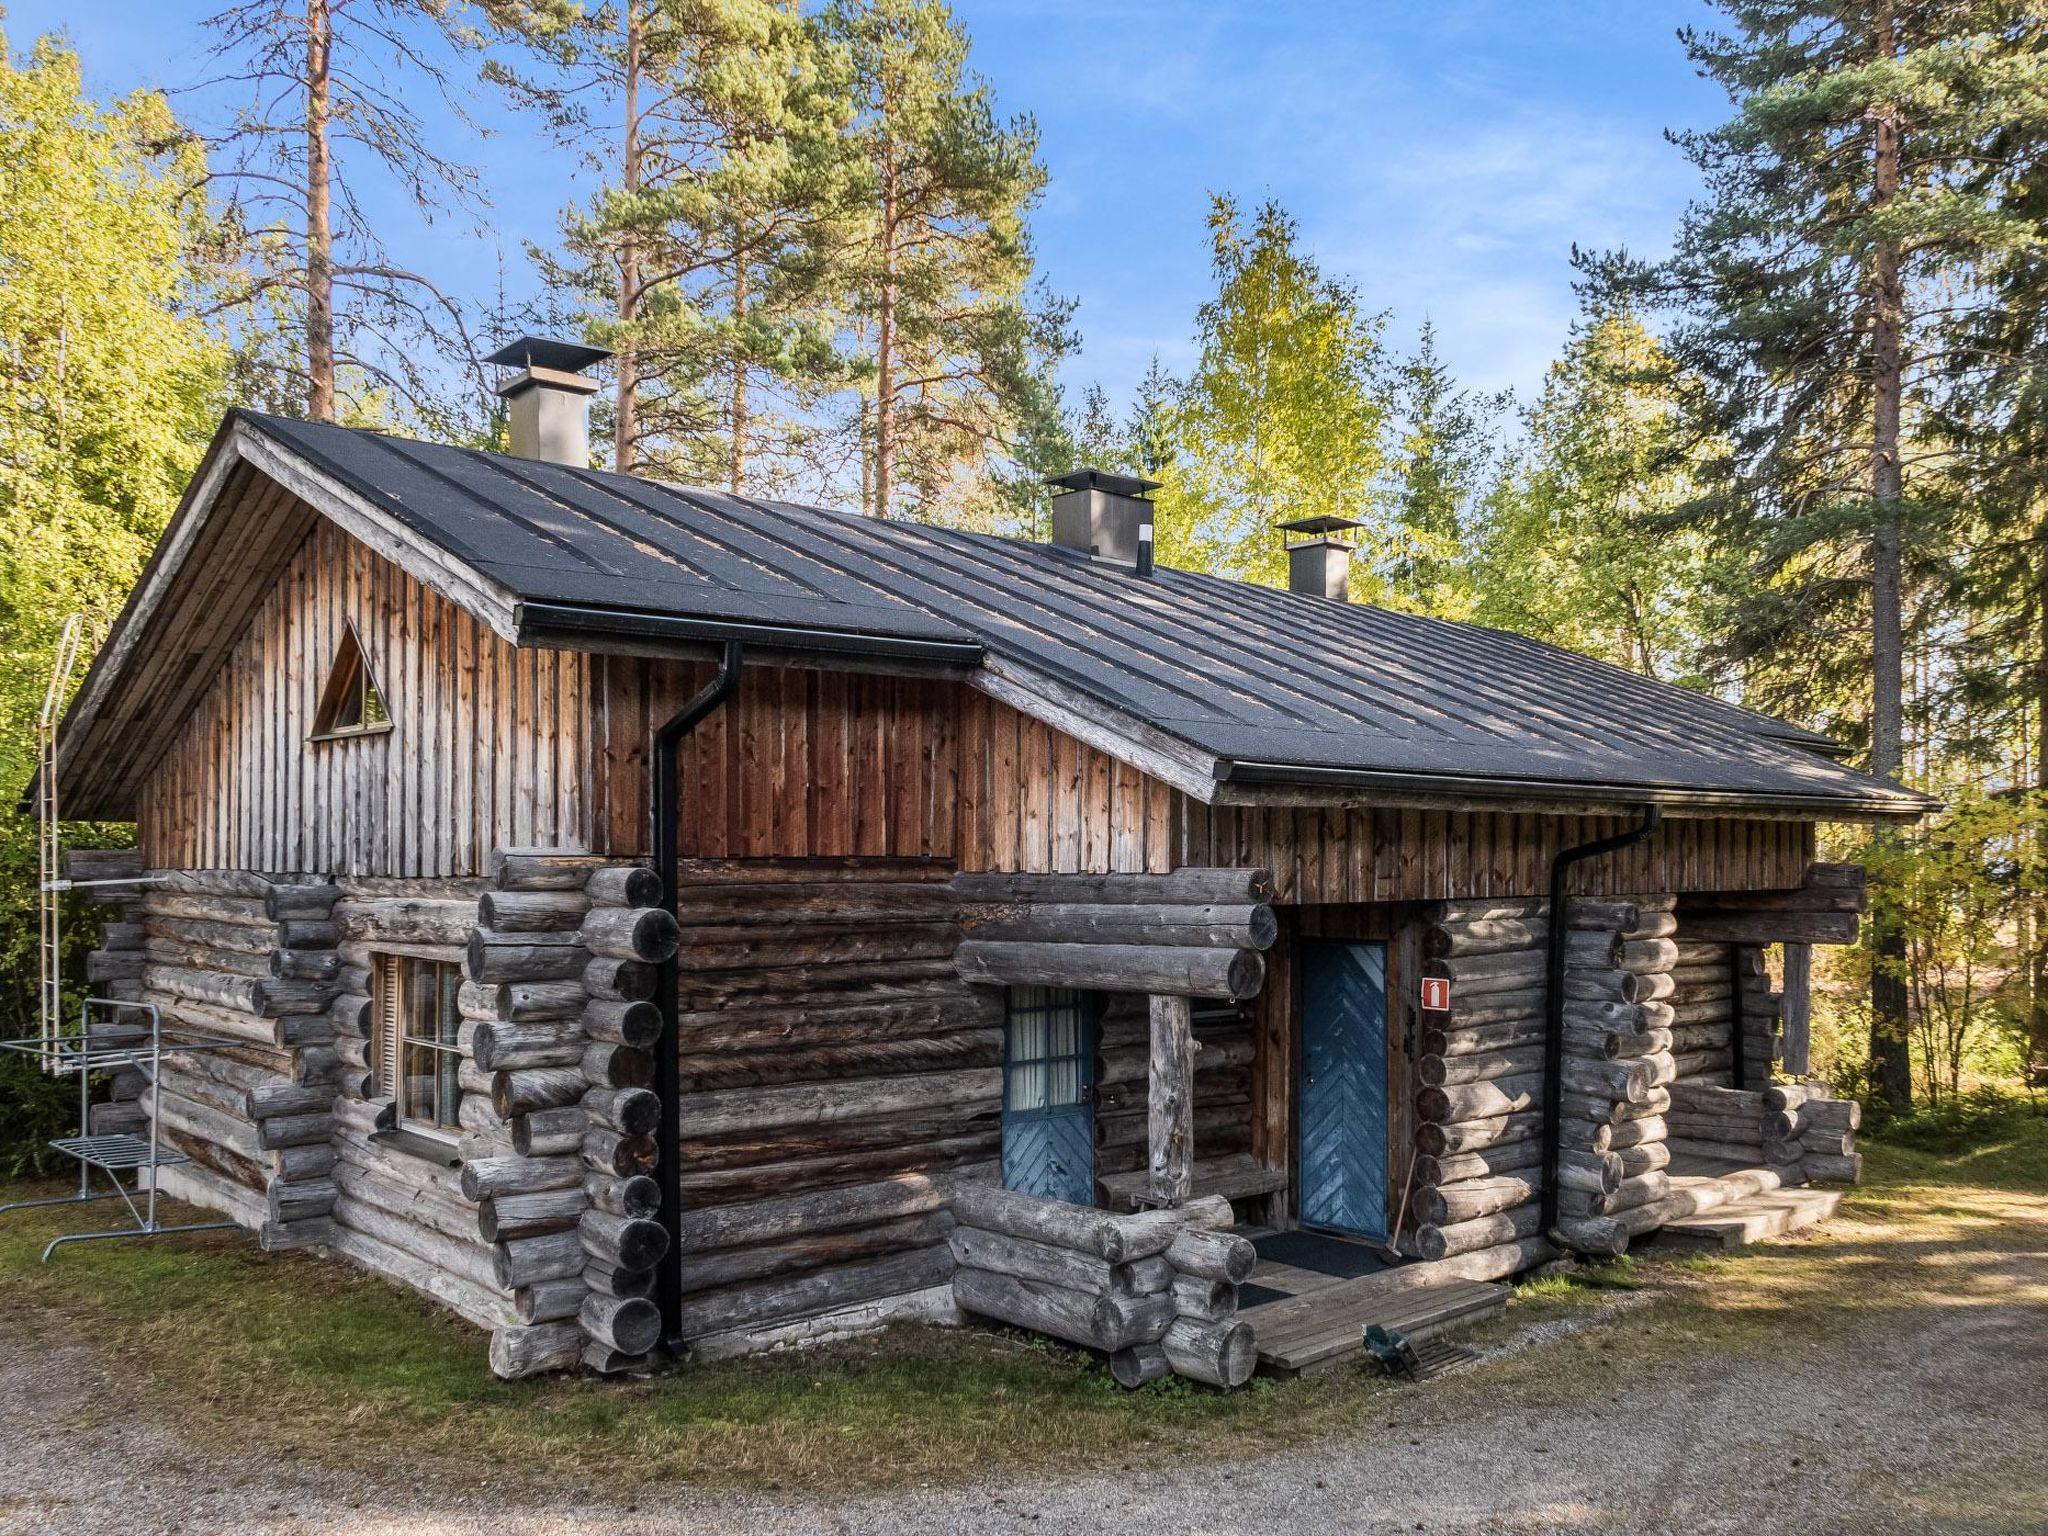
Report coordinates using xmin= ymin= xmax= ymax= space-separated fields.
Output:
xmin=0 ymin=997 xmax=243 ymax=1260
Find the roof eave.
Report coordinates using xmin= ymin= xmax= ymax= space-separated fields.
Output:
xmin=512 ymin=599 xmax=986 ymax=668
xmin=1213 ymin=756 xmax=1935 ymax=824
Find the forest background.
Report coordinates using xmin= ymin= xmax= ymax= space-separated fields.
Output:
xmin=5 ymin=0 xmax=2046 ymax=1165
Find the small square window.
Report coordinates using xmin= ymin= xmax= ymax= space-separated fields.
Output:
xmin=374 ymin=954 xmax=463 ymax=1135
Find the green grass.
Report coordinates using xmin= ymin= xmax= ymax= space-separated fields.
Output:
xmin=4 ymin=1107 xmax=2043 ymax=1492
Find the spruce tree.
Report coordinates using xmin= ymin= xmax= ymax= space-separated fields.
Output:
xmin=1385 ymin=320 xmax=1507 ymax=615
xmin=1581 ymin=1 xmax=2038 ymax=1111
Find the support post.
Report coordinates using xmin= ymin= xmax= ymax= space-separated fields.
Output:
xmin=1147 ymin=994 xmax=1193 ymax=1206
xmin=1781 ymin=941 xmax=1812 ymax=1078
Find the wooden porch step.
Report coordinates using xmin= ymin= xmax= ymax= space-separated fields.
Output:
xmin=1651 ymin=1185 xmax=1843 ymax=1252
xmin=1098 ymin=1153 xmax=1287 ymax=1212
xmin=1243 ymin=1276 xmax=1509 ymax=1376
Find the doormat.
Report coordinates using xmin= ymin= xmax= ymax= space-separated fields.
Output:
xmin=1251 ymin=1229 xmax=1402 ymax=1279
xmin=1236 ymin=1282 xmax=1294 ymax=1308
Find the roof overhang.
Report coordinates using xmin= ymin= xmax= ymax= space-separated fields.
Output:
xmin=1212 ymin=756 xmax=1936 ymax=823
xmin=48 ymin=409 xmax=1937 ymax=831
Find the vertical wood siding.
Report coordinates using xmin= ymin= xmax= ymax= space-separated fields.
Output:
xmin=138 ymin=519 xmax=590 ymax=876
xmin=594 ymin=657 xmax=1817 ymax=898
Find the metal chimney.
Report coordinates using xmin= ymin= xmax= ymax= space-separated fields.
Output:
xmin=1280 ymin=514 xmax=1364 ymax=601
xmin=486 ymin=336 xmax=612 ymax=467
xmin=1048 ymin=469 xmax=1163 ymax=573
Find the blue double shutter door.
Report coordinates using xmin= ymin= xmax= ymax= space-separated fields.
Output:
xmin=1298 ymin=939 xmax=1392 ymax=1241
xmin=1001 ymin=985 xmax=1097 ymax=1206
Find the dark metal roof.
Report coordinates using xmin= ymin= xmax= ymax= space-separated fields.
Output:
xmin=232 ymin=411 xmax=1929 ymax=818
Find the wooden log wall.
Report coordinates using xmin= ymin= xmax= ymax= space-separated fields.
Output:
xmin=948 ymin=1183 xmax=1257 ymax=1388
xmin=1666 ymin=939 xmax=1784 ymax=1089
xmin=320 ymin=849 xmax=676 ymax=1377
xmin=592 ymin=657 xmax=1819 ymax=902
xmin=1408 ymin=899 xmax=1555 ymax=1264
xmin=1549 ymin=898 xmax=1679 ymax=1256
xmin=1409 ymin=894 xmax=1703 ymax=1261
xmin=1660 ymin=1082 xmax=1863 ymax=1187
xmin=667 ymin=858 xmax=988 ymax=1348
xmin=1091 ymin=996 xmax=1254 ymax=1191
xmin=70 ymin=851 xmax=152 ymax=1141
xmin=122 ymin=868 xmax=342 ymax=1251
xmin=137 ymin=519 xmax=592 ymax=878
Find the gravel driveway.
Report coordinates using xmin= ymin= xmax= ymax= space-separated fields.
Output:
xmin=4 ymin=1191 xmax=2044 ymax=1536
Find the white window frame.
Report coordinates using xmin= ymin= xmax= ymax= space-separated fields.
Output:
xmin=373 ymin=952 xmax=465 ymax=1140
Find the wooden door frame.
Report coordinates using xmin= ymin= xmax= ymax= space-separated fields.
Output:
xmin=1253 ymin=902 xmax=1427 ymax=1231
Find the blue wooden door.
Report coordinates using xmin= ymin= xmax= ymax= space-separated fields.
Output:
xmin=1002 ymin=986 xmax=1096 ymax=1205
xmin=1298 ymin=940 xmax=1391 ymax=1239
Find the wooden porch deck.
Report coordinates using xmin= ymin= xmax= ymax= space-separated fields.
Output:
xmin=1233 ymin=1228 xmax=1508 ymax=1376
xmin=1233 ymin=1158 xmax=1847 ymax=1376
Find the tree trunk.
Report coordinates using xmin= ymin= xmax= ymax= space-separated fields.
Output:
xmin=873 ymin=122 xmax=897 ymax=518
xmin=729 ymin=251 xmax=749 ymax=494
xmin=304 ymin=0 xmax=335 ymax=422
xmin=1866 ymin=5 xmax=1913 ymax=1116
xmin=613 ymin=4 xmax=643 ymax=473
xmin=2033 ymin=514 xmax=2048 ymax=1084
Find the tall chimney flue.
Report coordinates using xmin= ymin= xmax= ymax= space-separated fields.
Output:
xmin=486 ymin=336 xmax=612 ymax=468
xmin=1047 ymin=468 xmax=1163 ymax=574
xmin=1280 ymin=514 xmax=1364 ymax=601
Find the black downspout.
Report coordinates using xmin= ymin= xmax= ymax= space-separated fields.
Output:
xmin=651 ymin=639 xmax=744 ymax=1358
xmin=1541 ymin=804 xmax=1662 ymax=1235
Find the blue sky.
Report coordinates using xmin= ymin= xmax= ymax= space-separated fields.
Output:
xmin=9 ymin=0 xmax=1728 ymax=415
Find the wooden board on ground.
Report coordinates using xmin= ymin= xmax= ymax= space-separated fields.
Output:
xmin=1647 ymin=1185 xmax=1842 ymax=1252
xmin=1243 ymin=1278 xmax=1508 ymax=1376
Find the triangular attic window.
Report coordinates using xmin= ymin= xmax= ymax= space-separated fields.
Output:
xmin=311 ymin=623 xmax=391 ymax=739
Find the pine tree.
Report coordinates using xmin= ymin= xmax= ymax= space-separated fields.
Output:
xmin=1384 ymin=320 xmax=1507 ymax=615
xmin=823 ymin=0 xmax=1065 ymax=522
xmin=199 ymin=0 xmax=571 ymax=425
xmin=516 ymin=0 xmax=856 ymax=484
xmin=1579 ymin=0 xmax=2044 ymax=1112
xmin=1161 ymin=195 xmax=1388 ymax=588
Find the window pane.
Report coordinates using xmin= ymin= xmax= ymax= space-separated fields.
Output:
xmin=437 ymin=964 xmax=461 ymax=1047
xmin=1010 ymin=1059 xmax=1049 ymax=1112
xmin=391 ymin=958 xmax=463 ymax=1132
xmin=1048 ymin=1056 xmax=1079 ymax=1107
xmin=361 ymin=669 xmax=389 ymax=727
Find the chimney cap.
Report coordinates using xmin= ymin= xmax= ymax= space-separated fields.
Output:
xmin=1279 ymin=513 xmax=1364 ymax=542
xmin=484 ymin=335 xmax=613 ymax=375
xmin=1047 ymin=467 xmax=1162 ymax=499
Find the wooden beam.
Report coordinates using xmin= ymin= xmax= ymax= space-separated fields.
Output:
xmin=955 ymin=940 xmax=1263 ymax=1000
xmin=1147 ymin=995 xmax=1194 ymax=1207
xmin=1781 ymin=942 xmax=1813 ymax=1076
xmin=1677 ymin=910 xmax=1860 ymax=945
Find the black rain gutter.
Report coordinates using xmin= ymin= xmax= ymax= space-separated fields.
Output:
xmin=1541 ymin=805 xmax=1662 ymax=1236
xmin=651 ymin=638 xmax=745 ymax=1360
xmin=1212 ymin=757 xmax=1930 ymax=820
xmin=516 ymin=599 xmax=985 ymax=668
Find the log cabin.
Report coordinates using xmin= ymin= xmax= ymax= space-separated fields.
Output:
xmin=49 ymin=339 xmax=1929 ymax=1383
